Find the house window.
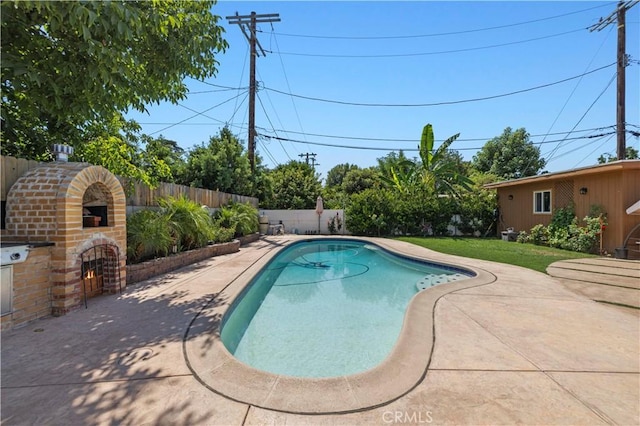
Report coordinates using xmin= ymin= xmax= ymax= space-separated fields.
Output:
xmin=533 ymin=190 xmax=552 ymax=214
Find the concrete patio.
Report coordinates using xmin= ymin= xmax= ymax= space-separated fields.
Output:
xmin=1 ymin=237 xmax=638 ymax=425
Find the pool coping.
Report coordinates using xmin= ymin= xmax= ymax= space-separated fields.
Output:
xmin=183 ymin=236 xmax=497 ymax=414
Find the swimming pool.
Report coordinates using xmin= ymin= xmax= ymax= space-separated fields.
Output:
xmin=220 ymin=239 xmax=474 ymax=378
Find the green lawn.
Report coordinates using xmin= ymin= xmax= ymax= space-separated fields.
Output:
xmin=396 ymin=236 xmax=596 ymax=273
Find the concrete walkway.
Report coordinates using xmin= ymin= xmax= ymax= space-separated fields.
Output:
xmin=2 ymin=237 xmax=638 ymax=425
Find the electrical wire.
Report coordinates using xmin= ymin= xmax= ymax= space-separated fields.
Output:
xmin=260 ymin=132 xmax=616 ymax=152
xmin=256 ymin=92 xmax=293 ymax=161
xmin=137 ymin=120 xmax=616 ymax=144
xmin=572 ymin=134 xmax=615 ymax=167
xmin=544 ymin=72 xmax=617 ymax=164
xmin=255 ymin=126 xmax=615 ymax=143
xmin=147 ymin=92 xmax=247 ymax=136
xmin=263 ymin=63 xmax=616 ymax=107
xmin=520 ymin=25 xmax=615 ymax=175
xmin=271 ymin=28 xmax=310 ymax=150
xmin=229 ymin=45 xmax=250 ymax=128
xmin=264 ymin=28 xmax=587 ymax=58
xmin=539 ymin=25 xmax=614 ymax=143
xmin=257 ymin=4 xmax=610 ymax=40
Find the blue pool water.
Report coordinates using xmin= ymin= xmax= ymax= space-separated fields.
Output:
xmin=220 ymin=239 xmax=473 ymax=378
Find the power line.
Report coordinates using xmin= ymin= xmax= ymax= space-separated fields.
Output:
xmin=261 ymin=132 xmax=616 ymax=152
xmin=257 ymin=126 xmax=614 ymax=143
xmin=147 ymin=92 xmax=246 ymax=136
xmin=257 ymin=4 xmax=610 ymax=40
xmin=263 ymin=62 xmax=616 ymax=107
xmin=270 ymin=28 xmax=310 ymax=151
xmin=196 ymin=81 xmax=247 ymax=90
xmin=573 ymin=134 xmax=615 ymax=168
xmin=544 ymin=72 xmax=617 ymax=164
xmin=256 ymin=92 xmax=292 ymax=160
xmin=137 ymin=120 xmax=615 ymax=143
xmin=265 ymin=28 xmax=586 ymax=58
xmin=538 ymin=25 xmax=614 ymax=145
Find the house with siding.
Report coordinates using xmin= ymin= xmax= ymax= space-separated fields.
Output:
xmin=484 ymin=160 xmax=640 ymax=258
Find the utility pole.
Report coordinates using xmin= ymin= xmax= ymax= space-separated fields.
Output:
xmin=226 ymin=12 xmax=280 ymax=171
xmin=589 ymin=1 xmax=638 ymax=160
xmin=298 ymin=152 xmax=318 ymax=167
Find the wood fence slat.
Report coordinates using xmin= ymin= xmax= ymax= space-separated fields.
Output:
xmin=2 ymin=156 xmax=258 ymax=208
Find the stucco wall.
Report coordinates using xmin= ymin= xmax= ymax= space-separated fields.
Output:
xmin=259 ymin=209 xmax=348 ymax=235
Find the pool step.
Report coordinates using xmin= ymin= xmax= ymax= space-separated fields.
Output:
xmin=416 ymin=273 xmax=468 ymax=291
xmin=547 ymin=258 xmax=640 ymax=313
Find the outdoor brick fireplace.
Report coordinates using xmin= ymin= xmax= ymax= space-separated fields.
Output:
xmin=4 ymin=161 xmax=126 ymax=315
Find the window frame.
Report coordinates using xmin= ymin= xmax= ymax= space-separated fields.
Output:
xmin=533 ymin=189 xmax=552 ymax=214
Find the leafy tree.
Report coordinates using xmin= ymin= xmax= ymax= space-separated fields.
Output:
xmin=325 ymin=163 xmax=359 ymax=188
xmin=1 ymin=0 xmax=227 ymax=161
xmin=472 ymin=127 xmax=545 ymax=179
xmin=262 ymin=161 xmax=322 ymax=209
xmin=140 ymin=135 xmax=186 ymax=183
xmin=376 ymin=151 xmax=413 ymax=180
xmin=322 ymin=167 xmax=379 ymax=209
xmin=342 ymin=167 xmax=380 ymax=195
xmin=73 ymin=114 xmax=165 ymax=187
xmin=179 ymin=128 xmax=253 ymax=195
xmin=597 ymin=146 xmax=639 ymax=163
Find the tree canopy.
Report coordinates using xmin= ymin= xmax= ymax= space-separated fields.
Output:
xmin=597 ymin=147 xmax=639 ymax=163
xmin=179 ymin=128 xmax=253 ymax=195
xmin=1 ymin=0 xmax=228 ymax=159
xmin=472 ymin=127 xmax=546 ymax=179
xmin=325 ymin=163 xmax=359 ymax=188
xmin=262 ymin=161 xmax=322 ymax=209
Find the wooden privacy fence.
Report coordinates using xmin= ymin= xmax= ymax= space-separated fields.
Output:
xmin=1 ymin=156 xmax=258 ymax=208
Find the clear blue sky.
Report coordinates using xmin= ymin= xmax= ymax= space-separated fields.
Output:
xmin=127 ymin=1 xmax=640 ymax=181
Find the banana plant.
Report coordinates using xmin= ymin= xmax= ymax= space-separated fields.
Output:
xmin=417 ymin=124 xmax=472 ymax=196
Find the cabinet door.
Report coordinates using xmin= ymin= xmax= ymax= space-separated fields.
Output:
xmin=1 ymin=265 xmax=12 ymax=315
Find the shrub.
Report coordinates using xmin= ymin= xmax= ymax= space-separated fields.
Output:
xmin=521 ymin=209 xmax=606 ymax=254
xmin=212 ymin=227 xmax=236 ymax=244
xmin=528 ymin=224 xmax=549 ymax=245
xmin=327 ymin=214 xmax=343 ymax=234
xmin=345 ymin=188 xmax=398 ymax=236
xmin=126 ymin=209 xmax=172 ymax=263
xmin=212 ymin=202 xmax=258 ymax=237
xmin=158 ymin=196 xmax=214 ymax=250
xmin=455 ymin=188 xmax=496 ymax=236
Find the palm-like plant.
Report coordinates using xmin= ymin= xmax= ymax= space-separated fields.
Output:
xmin=212 ymin=202 xmax=258 ymax=237
xmin=381 ymin=124 xmax=472 ymax=196
xmin=158 ymin=196 xmax=214 ymax=250
xmin=126 ymin=209 xmax=173 ymax=263
xmin=417 ymin=124 xmax=473 ymax=196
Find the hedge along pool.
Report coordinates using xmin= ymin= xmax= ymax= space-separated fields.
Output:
xmin=220 ymin=239 xmax=475 ymax=378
